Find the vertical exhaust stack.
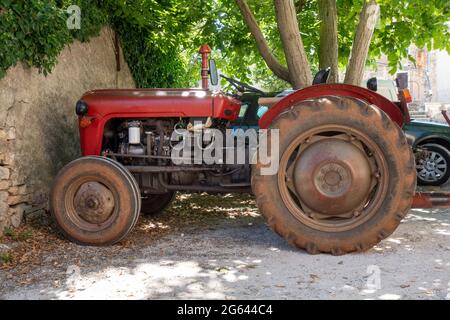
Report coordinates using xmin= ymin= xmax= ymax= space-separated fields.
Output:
xmin=199 ymin=44 xmax=212 ymax=89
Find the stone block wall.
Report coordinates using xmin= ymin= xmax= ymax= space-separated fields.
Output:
xmin=0 ymin=27 xmax=135 ymax=234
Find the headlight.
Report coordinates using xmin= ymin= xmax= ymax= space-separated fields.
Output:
xmin=75 ymin=100 xmax=88 ymax=116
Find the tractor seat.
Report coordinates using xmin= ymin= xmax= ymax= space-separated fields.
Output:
xmin=313 ymin=68 xmax=331 ymax=85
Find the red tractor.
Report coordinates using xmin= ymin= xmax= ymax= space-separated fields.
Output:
xmin=52 ymin=45 xmax=422 ymax=255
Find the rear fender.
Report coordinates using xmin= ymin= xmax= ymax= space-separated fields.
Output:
xmin=259 ymin=84 xmax=404 ymax=129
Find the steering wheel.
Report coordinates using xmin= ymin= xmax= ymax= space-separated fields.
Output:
xmin=220 ymin=74 xmax=265 ymax=95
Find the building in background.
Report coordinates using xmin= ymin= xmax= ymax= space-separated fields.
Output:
xmin=430 ymin=50 xmax=450 ymax=103
xmin=365 ymin=44 xmax=450 ymax=122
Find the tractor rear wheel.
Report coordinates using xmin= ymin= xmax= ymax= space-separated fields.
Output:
xmin=252 ymin=96 xmax=416 ymax=255
xmin=51 ymin=157 xmax=141 ymax=246
xmin=141 ymin=192 xmax=176 ymax=216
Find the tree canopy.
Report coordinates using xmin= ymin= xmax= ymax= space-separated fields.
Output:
xmin=192 ymin=0 xmax=450 ymax=90
xmin=1 ymin=0 xmax=449 ymax=90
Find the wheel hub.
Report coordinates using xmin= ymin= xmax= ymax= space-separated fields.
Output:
xmin=293 ymin=139 xmax=372 ymax=216
xmin=74 ymin=182 xmax=115 ymax=224
xmin=418 ymin=150 xmax=447 ymax=182
xmin=425 ymin=161 xmax=436 ymax=171
xmin=315 ymin=163 xmax=351 ymax=195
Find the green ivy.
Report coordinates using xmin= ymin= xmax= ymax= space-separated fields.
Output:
xmin=57 ymin=0 xmax=108 ymax=43
xmin=0 ymin=0 xmax=108 ymax=78
xmin=112 ymin=22 xmax=193 ymax=88
xmin=0 ymin=0 xmax=70 ymax=78
xmin=0 ymin=0 xmax=192 ymax=88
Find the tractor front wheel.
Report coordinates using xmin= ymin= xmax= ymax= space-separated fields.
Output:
xmin=51 ymin=157 xmax=141 ymax=246
xmin=252 ymin=96 xmax=416 ymax=255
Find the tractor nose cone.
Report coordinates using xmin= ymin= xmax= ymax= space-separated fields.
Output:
xmin=293 ymin=139 xmax=372 ymax=216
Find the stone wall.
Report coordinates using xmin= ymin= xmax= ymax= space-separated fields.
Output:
xmin=0 ymin=27 xmax=135 ymax=234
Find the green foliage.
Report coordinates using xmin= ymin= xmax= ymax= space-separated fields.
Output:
xmin=192 ymin=0 xmax=289 ymax=91
xmin=115 ymin=23 xmax=192 ymax=88
xmin=0 ymin=0 xmax=107 ymax=78
xmin=105 ymin=0 xmax=208 ymax=88
xmin=375 ymin=0 xmax=450 ymax=73
xmin=1 ymin=0 xmax=448 ymax=90
xmin=57 ymin=0 xmax=108 ymax=43
xmin=0 ymin=0 xmax=70 ymax=78
xmin=196 ymin=0 xmax=450 ymax=90
xmin=3 ymin=227 xmax=33 ymax=241
xmin=0 ymin=0 xmax=203 ymax=88
xmin=0 ymin=252 xmax=13 ymax=264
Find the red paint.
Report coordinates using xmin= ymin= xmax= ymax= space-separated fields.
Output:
xmin=199 ymin=45 xmax=212 ymax=89
xmin=259 ymin=84 xmax=405 ymax=129
xmin=79 ymin=88 xmax=240 ymax=156
xmin=412 ymin=192 xmax=450 ymax=208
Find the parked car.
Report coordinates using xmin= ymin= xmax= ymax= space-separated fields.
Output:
xmin=372 ymin=79 xmax=450 ymax=186
xmin=404 ymin=120 xmax=450 ymax=186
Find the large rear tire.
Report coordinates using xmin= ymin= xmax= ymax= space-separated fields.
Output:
xmin=252 ymin=96 xmax=416 ymax=255
xmin=51 ymin=157 xmax=141 ymax=246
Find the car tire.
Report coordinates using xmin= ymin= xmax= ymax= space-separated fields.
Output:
xmin=416 ymin=143 xmax=450 ymax=186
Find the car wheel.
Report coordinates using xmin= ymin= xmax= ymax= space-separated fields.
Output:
xmin=416 ymin=143 xmax=450 ymax=186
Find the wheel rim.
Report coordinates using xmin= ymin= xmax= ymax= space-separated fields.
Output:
xmin=417 ymin=150 xmax=447 ymax=182
xmin=64 ymin=176 xmax=119 ymax=232
xmin=278 ymin=125 xmax=389 ymax=232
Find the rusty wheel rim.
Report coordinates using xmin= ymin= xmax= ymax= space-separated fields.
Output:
xmin=64 ymin=176 xmax=119 ymax=232
xmin=278 ymin=125 xmax=389 ymax=232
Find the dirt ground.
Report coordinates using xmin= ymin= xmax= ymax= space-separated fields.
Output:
xmin=1 ymin=193 xmax=450 ymax=300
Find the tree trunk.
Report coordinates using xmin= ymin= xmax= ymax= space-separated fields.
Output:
xmin=318 ymin=0 xmax=339 ymax=83
xmin=235 ymin=0 xmax=290 ymax=83
xmin=274 ymin=0 xmax=312 ymax=89
xmin=344 ymin=0 xmax=380 ymax=85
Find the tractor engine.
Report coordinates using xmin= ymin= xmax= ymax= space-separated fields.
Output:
xmin=101 ymin=118 xmax=252 ymax=194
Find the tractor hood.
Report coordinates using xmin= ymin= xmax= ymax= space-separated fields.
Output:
xmin=80 ymin=88 xmax=240 ymax=121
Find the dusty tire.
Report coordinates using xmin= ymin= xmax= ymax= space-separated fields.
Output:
xmin=51 ymin=157 xmax=141 ymax=246
xmin=252 ymin=96 xmax=416 ymax=255
xmin=141 ymin=192 xmax=176 ymax=216
xmin=96 ymin=156 xmax=141 ymax=228
xmin=416 ymin=143 xmax=450 ymax=186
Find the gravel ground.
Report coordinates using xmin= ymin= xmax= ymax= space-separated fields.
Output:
xmin=1 ymin=194 xmax=450 ymax=300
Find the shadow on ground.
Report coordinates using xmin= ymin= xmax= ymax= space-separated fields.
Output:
xmin=1 ymin=194 xmax=450 ymax=299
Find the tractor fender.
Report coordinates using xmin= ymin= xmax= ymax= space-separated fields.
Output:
xmin=258 ymin=84 xmax=404 ymax=129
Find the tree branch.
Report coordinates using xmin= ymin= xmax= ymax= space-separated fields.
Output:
xmin=344 ymin=0 xmax=380 ymax=85
xmin=235 ymin=0 xmax=291 ymax=83
xmin=274 ymin=0 xmax=312 ymax=89
xmin=318 ymin=0 xmax=339 ymax=83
